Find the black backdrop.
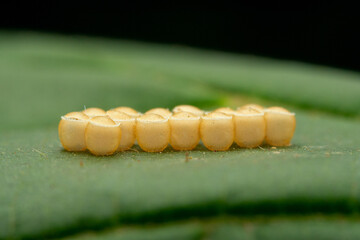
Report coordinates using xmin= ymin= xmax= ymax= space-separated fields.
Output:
xmin=2 ymin=6 xmax=359 ymax=72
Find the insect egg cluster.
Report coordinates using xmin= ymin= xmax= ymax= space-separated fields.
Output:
xmin=58 ymin=104 xmax=296 ymax=155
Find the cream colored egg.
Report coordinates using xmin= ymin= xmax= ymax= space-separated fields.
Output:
xmin=200 ymin=112 xmax=234 ymax=151
xmin=234 ymin=108 xmax=265 ymax=148
xmin=83 ymin=107 xmax=106 ymax=117
xmin=106 ymin=110 xmax=136 ymax=151
xmin=169 ymin=112 xmax=201 ymax=150
xmin=214 ymin=107 xmax=236 ymax=116
xmin=85 ymin=116 xmax=121 ymax=156
xmin=172 ymin=105 xmax=204 ymax=116
xmin=136 ymin=113 xmax=170 ymax=152
xmin=145 ymin=108 xmax=172 ymax=118
xmin=58 ymin=112 xmax=89 ymax=152
xmin=113 ymin=106 xmax=140 ymax=118
xmin=264 ymin=106 xmax=296 ymax=146
xmin=237 ymin=104 xmax=264 ymax=112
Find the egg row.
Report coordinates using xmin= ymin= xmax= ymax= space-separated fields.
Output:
xmin=58 ymin=104 xmax=296 ymax=155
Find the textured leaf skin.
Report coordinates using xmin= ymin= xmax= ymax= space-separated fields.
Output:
xmin=65 ymin=218 xmax=360 ymax=240
xmin=0 ymin=32 xmax=360 ymax=239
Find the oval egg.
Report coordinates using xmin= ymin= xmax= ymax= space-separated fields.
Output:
xmin=234 ymin=108 xmax=265 ymax=148
xmin=200 ymin=112 xmax=234 ymax=151
xmin=169 ymin=112 xmax=201 ymax=150
xmin=85 ymin=116 xmax=121 ymax=156
xmin=58 ymin=112 xmax=89 ymax=152
xmin=264 ymin=106 xmax=296 ymax=146
xmin=136 ymin=113 xmax=170 ymax=152
xmin=107 ymin=110 xmax=136 ymax=151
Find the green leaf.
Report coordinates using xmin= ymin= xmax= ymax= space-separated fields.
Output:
xmin=0 ymin=32 xmax=360 ymax=239
xmin=65 ymin=217 xmax=360 ymax=240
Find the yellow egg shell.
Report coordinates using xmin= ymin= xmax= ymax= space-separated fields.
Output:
xmin=264 ymin=106 xmax=296 ymax=146
xmin=234 ymin=108 xmax=265 ymax=148
xmin=237 ymin=104 xmax=264 ymax=112
xmin=136 ymin=113 xmax=170 ymax=152
xmin=113 ymin=106 xmax=140 ymax=117
xmin=83 ymin=107 xmax=106 ymax=117
xmin=145 ymin=108 xmax=172 ymax=118
xmin=58 ymin=112 xmax=89 ymax=152
xmin=85 ymin=116 xmax=121 ymax=156
xmin=200 ymin=112 xmax=234 ymax=151
xmin=214 ymin=107 xmax=235 ymax=116
xmin=169 ymin=112 xmax=201 ymax=151
xmin=172 ymin=105 xmax=203 ymax=116
xmin=107 ymin=110 xmax=136 ymax=151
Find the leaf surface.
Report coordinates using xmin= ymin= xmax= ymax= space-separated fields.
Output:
xmin=0 ymin=32 xmax=360 ymax=239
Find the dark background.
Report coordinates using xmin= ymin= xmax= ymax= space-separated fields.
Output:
xmin=1 ymin=6 xmax=359 ymax=72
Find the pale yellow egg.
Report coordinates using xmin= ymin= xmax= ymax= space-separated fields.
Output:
xmin=200 ymin=112 xmax=234 ymax=151
xmin=169 ymin=112 xmax=200 ymax=151
xmin=136 ymin=113 xmax=170 ymax=152
xmin=113 ymin=106 xmax=140 ymax=118
xmin=83 ymin=107 xmax=106 ymax=117
xmin=58 ymin=112 xmax=90 ymax=152
xmin=264 ymin=106 xmax=296 ymax=146
xmin=106 ymin=110 xmax=136 ymax=151
xmin=172 ymin=105 xmax=203 ymax=116
xmin=145 ymin=108 xmax=172 ymax=118
xmin=237 ymin=104 xmax=264 ymax=112
xmin=234 ymin=108 xmax=265 ymax=148
xmin=85 ymin=116 xmax=121 ymax=156
xmin=214 ymin=107 xmax=236 ymax=116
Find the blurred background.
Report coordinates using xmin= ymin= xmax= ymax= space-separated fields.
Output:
xmin=2 ymin=6 xmax=359 ymax=71
xmin=1 ymin=7 xmax=359 ymax=131
xmin=2 ymin=7 xmax=360 ymax=240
